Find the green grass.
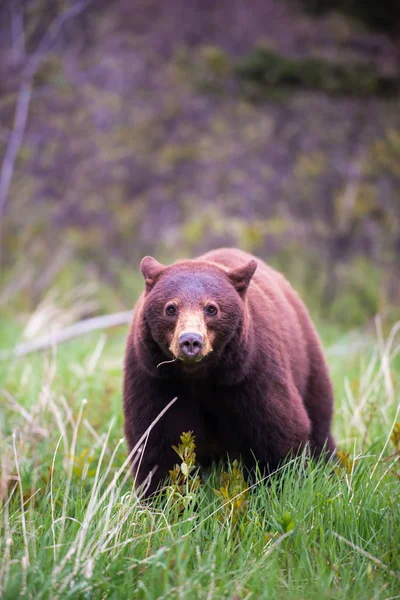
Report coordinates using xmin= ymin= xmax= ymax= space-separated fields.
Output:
xmin=1 ymin=313 xmax=400 ymax=599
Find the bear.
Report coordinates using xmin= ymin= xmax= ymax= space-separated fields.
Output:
xmin=123 ymin=247 xmax=335 ymax=496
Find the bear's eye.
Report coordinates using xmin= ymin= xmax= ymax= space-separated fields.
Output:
xmin=205 ymin=304 xmax=218 ymax=316
xmin=165 ymin=304 xmax=177 ymax=316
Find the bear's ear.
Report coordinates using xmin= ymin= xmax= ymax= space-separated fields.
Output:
xmin=227 ymin=259 xmax=257 ymax=296
xmin=140 ymin=256 xmax=165 ymax=292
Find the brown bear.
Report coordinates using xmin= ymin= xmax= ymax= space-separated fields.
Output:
xmin=123 ymin=248 xmax=335 ymax=495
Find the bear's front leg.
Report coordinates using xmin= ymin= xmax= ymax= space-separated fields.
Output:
xmin=133 ymin=441 xmax=177 ymax=497
xmin=123 ymin=368 xmax=207 ymax=496
xmin=227 ymin=377 xmax=312 ymax=478
xmin=123 ymin=394 xmax=180 ymax=496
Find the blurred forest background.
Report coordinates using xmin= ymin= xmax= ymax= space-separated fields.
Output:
xmin=1 ymin=0 xmax=400 ymax=329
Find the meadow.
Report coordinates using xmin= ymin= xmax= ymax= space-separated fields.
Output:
xmin=1 ymin=1 xmax=400 ymax=597
xmin=1 ymin=303 xmax=400 ymax=599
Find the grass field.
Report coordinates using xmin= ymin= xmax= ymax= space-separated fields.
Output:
xmin=1 ymin=310 xmax=400 ymax=599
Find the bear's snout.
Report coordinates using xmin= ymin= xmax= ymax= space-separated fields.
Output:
xmin=178 ymin=332 xmax=204 ymax=360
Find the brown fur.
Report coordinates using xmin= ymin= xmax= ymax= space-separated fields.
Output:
xmin=123 ymin=248 xmax=335 ymax=495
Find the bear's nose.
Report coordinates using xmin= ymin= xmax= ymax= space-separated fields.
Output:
xmin=178 ymin=332 xmax=204 ymax=359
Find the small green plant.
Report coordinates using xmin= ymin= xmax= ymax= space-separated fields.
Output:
xmin=70 ymin=448 xmax=97 ymax=479
xmin=273 ymin=511 xmax=296 ymax=534
xmin=168 ymin=431 xmax=201 ymax=508
xmin=390 ymin=422 xmax=400 ymax=452
xmin=387 ymin=422 xmax=400 ymax=480
xmin=214 ymin=459 xmax=249 ymax=526
xmin=264 ymin=510 xmax=296 ymax=546
xmin=336 ymin=450 xmax=355 ymax=475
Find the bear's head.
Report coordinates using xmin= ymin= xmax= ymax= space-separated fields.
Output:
xmin=139 ymin=256 xmax=257 ymax=374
